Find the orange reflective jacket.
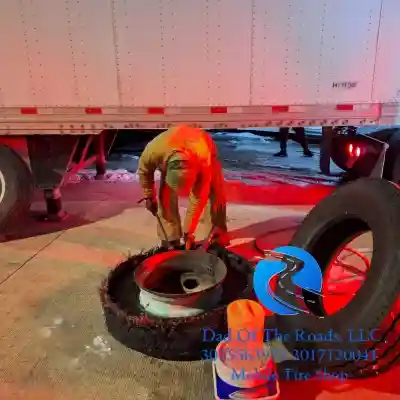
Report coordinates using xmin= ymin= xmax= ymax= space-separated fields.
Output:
xmin=138 ymin=125 xmax=223 ymax=234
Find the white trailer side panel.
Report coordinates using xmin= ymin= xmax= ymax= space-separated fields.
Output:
xmin=0 ymin=0 xmax=119 ymax=107
xmin=113 ymin=0 xmax=252 ymax=107
xmin=251 ymin=0 xmax=382 ymax=105
xmin=373 ymin=0 xmax=400 ymax=103
xmin=0 ymin=1 xmax=36 ymax=106
xmin=0 ymin=0 xmax=398 ymax=113
xmin=316 ymin=0 xmax=382 ymax=103
xmin=112 ymin=1 xmax=169 ymax=106
xmin=20 ymin=0 xmax=77 ymax=106
xmin=251 ymin=0 xmax=326 ymax=105
xmin=64 ymin=0 xmax=119 ymax=106
xmin=204 ymin=0 xmax=252 ymax=106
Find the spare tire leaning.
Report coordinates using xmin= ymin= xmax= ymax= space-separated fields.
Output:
xmin=276 ymin=178 xmax=400 ymax=378
xmin=99 ymin=245 xmax=255 ymax=361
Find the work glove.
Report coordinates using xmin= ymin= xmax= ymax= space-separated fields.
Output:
xmin=183 ymin=233 xmax=196 ymax=250
xmin=145 ymin=198 xmax=158 ymax=216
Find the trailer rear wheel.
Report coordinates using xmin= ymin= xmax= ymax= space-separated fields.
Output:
xmin=0 ymin=144 xmax=33 ymax=233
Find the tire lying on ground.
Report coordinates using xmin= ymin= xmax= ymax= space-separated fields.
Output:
xmin=276 ymin=178 xmax=400 ymax=378
xmin=99 ymin=245 xmax=255 ymax=361
xmin=0 ymin=144 xmax=33 ymax=233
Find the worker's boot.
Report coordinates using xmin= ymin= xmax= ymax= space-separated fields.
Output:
xmin=274 ymin=150 xmax=287 ymax=157
xmin=160 ymin=239 xmax=181 ymax=250
xmin=303 ymin=149 xmax=313 ymax=157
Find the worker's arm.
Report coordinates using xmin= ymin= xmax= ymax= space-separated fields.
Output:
xmin=137 ymin=143 xmax=159 ymax=199
xmin=183 ymin=167 xmax=212 ymax=235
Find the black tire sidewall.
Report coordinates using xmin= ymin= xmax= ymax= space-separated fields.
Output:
xmin=100 ymin=245 xmax=256 ymax=361
xmin=391 ymin=156 xmax=400 ymax=184
xmin=0 ymin=145 xmax=33 ymax=230
xmin=276 ymin=178 xmax=400 ymax=372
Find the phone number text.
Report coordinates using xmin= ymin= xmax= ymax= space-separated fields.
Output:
xmin=201 ymin=348 xmax=377 ymax=362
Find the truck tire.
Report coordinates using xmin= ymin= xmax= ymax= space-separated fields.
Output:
xmin=99 ymin=245 xmax=255 ymax=361
xmin=0 ymin=144 xmax=33 ymax=233
xmin=275 ymin=178 xmax=400 ymax=378
xmin=390 ymin=154 xmax=400 ymax=183
xmin=384 ymin=137 xmax=400 ymax=183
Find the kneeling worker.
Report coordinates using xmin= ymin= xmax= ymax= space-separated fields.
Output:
xmin=137 ymin=125 xmax=228 ymax=250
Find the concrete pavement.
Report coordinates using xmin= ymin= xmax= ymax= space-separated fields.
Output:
xmin=0 ymin=179 xmax=398 ymax=400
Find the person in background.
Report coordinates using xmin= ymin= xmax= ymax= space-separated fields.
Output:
xmin=274 ymin=127 xmax=313 ymax=157
xmin=137 ymin=125 xmax=229 ymax=250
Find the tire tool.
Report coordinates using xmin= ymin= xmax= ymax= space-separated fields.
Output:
xmin=154 ymin=213 xmax=174 ymax=250
xmin=200 ymin=226 xmax=219 ymax=252
xmin=138 ymin=197 xmax=173 ymax=250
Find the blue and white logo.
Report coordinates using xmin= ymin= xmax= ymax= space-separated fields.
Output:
xmin=253 ymin=246 xmax=323 ymax=316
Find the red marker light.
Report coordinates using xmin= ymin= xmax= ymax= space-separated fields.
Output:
xmin=348 ymin=143 xmax=361 ymax=158
xmin=348 ymin=143 xmax=353 ymax=155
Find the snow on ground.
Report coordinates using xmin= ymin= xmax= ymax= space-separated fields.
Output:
xmin=74 ymin=131 xmax=341 ymax=186
xmin=68 ymin=131 xmax=335 ymax=209
xmin=212 ymin=131 xmax=341 ymax=179
xmin=237 ymin=125 xmax=397 ymax=136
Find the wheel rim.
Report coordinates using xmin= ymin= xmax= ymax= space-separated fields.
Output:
xmin=0 ymin=169 xmax=5 ymax=205
xmin=134 ymin=250 xmax=227 ymax=317
xmin=322 ymin=232 xmax=372 ymax=315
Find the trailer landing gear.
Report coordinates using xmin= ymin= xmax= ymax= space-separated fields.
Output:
xmin=41 ymin=188 xmax=67 ymax=222
xmin=27 ymin=130 xmax=116 ymax=222
xmin=319 ymin=126 xmax=334 ymax=175
xmin=95 ymin=134 xmax=106 ymax=180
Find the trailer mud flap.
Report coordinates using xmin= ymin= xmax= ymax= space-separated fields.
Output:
xmin=362 ymin=135 xmax=389 ymax=178
xmin=335 ymin=134 xmax=389 ymax=182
